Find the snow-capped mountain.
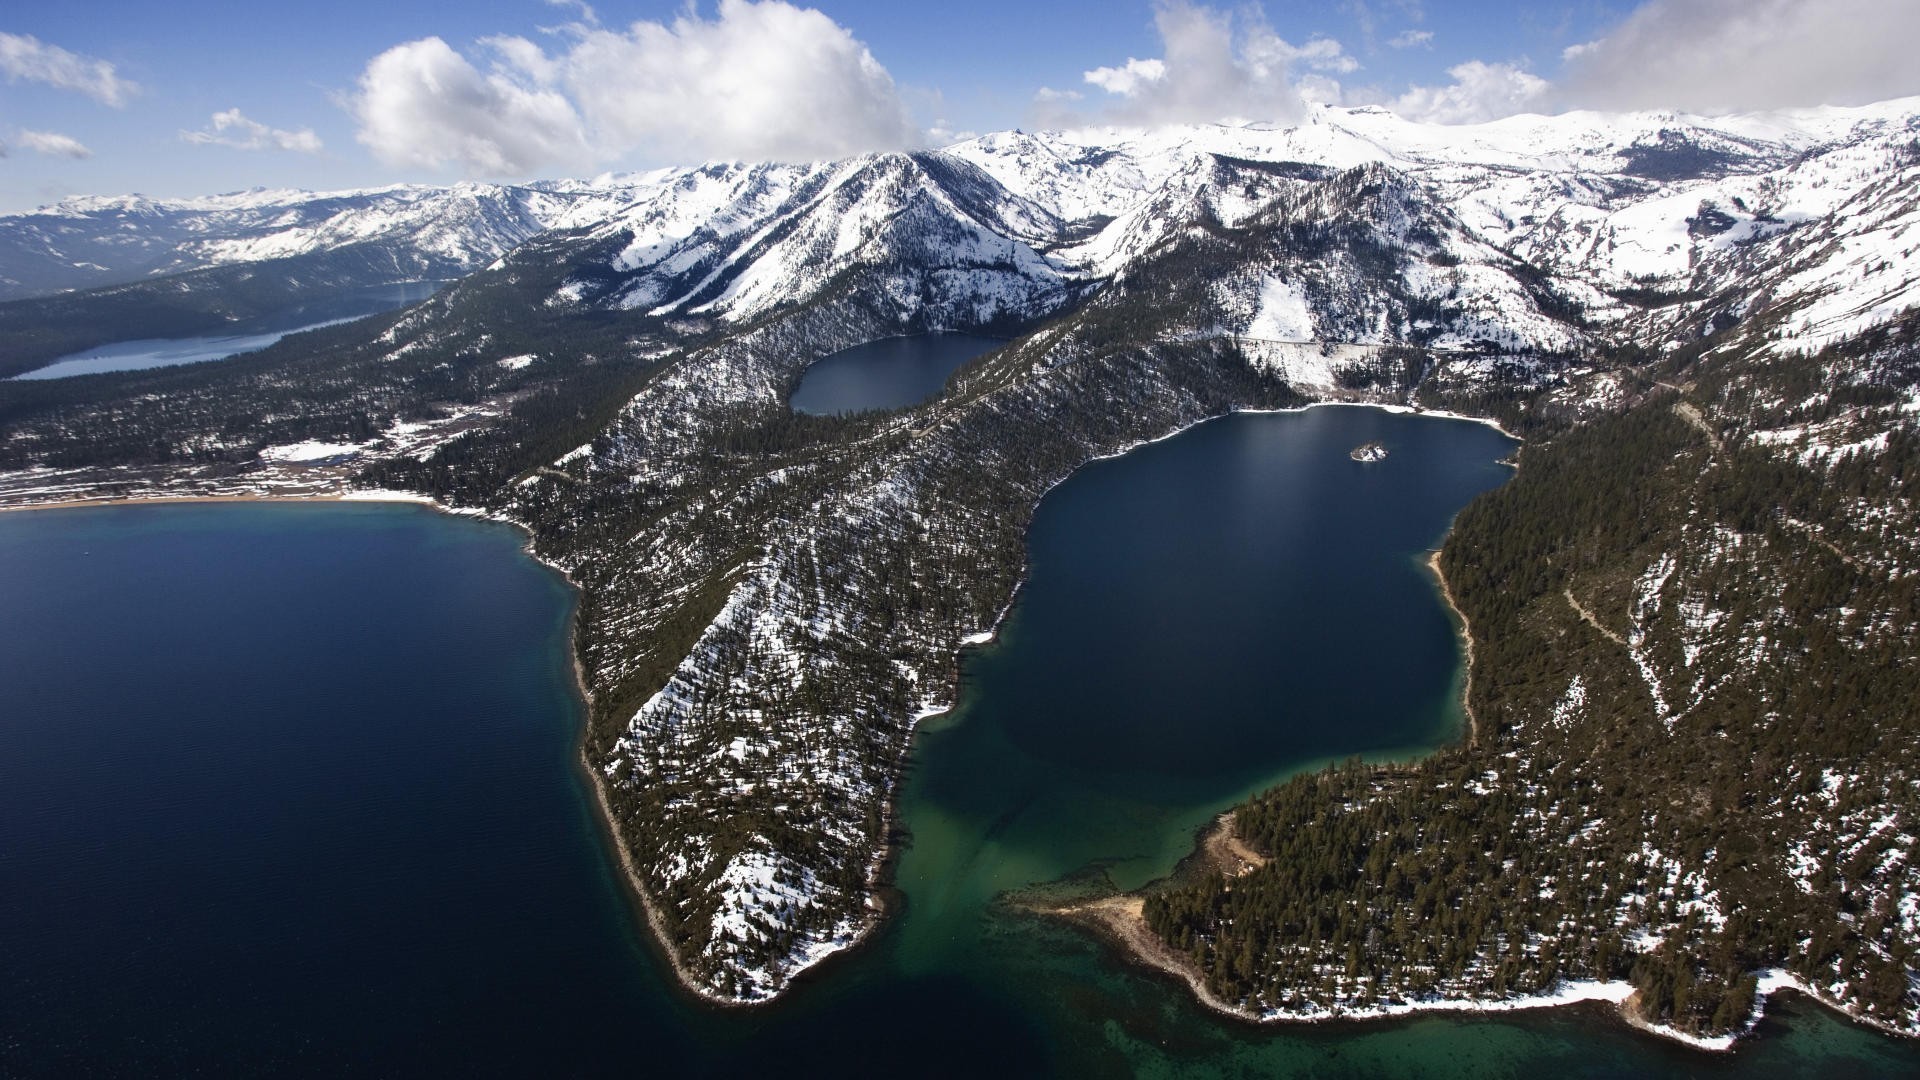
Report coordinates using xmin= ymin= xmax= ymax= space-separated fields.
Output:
xmin=0 ymin=178 xmax=654 ymax=301
xmin=10 ymin=95 xmax=1916 ymax=372
xmin=945 ymin=98 xmax=1920 ymax=350
xmin=470 ymin=95 xmax=1920 ymax=381
xmin=538 ymin=150 xmax=1074 ymax=329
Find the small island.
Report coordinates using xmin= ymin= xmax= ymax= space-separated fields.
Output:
xmin=1350 ymin=441 xmax=1388 ymax=462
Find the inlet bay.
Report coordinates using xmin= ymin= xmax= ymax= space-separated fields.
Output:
xmin=1 ymin=408 xmax=1912 ymax=1076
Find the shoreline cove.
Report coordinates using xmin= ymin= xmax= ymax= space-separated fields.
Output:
xmin=0 ymin=400 xmax=1497 ymax=1007
xmin=3 ymin=401 xmax=1904 ymax=1058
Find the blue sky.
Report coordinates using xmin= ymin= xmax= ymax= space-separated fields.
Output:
xmin=3 ymin=1 xmax=1917 ymax=211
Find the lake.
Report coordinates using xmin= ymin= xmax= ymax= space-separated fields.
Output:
xmin=12 ymin=281 xmax=444 ymax=380
xmin=2 ymin=408 xmax=1914 ymax=1077
xmin=788 ymin=332 xmax=1003 ymax=414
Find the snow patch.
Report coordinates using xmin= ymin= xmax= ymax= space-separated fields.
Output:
xmin=258 ymin=440 xmax=365 ymax=463
xmin=1245 ymin=277 xmax=1316 ymax=341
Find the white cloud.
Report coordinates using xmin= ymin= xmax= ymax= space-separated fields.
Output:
xmin=1286 ymin=38 xmax=1359 ymax=76
xmin=1295 ymin=74 xmax=1348 ymax=106
xmin=1367 ymin=0 xmax=1917 ymax=126
xmin=556 ymin=0 xmax=916 ymax=163
xmin=1084 ymin=57 xmax=1166 ymax=97
xmin=925 ymin=120 xmax=978 ymax=145
xmin=182 ymin=109 xmax=323 ymax=153
xmin=1557 ymin=0 xmax=1920 ymax=113
xmin=1390 ymin=61 xmax=1548 ymax=124
xmin=17 ymin=129 xmax=92 ymax=158
xmin=482 ymin=34 xmax=563 ymax=86
xmin=1071 ymin=1 xmax=1354 ymax=127
xmin=0 ymin=32 xmax=136 ymax=106
xmin=1389 ymin=29 xmax=1434 ymax=49
xmin=349 ymin=0 xmax=915 ymax=173
xmin=350 ymin=36 xmax=592 ymax=173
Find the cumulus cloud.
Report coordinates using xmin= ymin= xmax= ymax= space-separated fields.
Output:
xmin=17 ymin=129 xmax=92 ymax=158
xmin=925 ymin=120 xmax=978 ymax=145
xmin=1359 ymin=0 xmax=1913 ymax=126
xmin=1557 ymin=0 xmax=1920 ymax=113
xmin=351 ymin=36 xmax=592 ymax=173
xmin=0 ymin=32 xmax=136 ymax=106
xmin=1391 ymin=61 xmax=1548 ymax=124
xmin=1388 ymin=29 xmax=1434 ymax=49
xmin=1067 ymin=1 xmax=1357 ymax=127
xmin=556 ymin=0 xmax=916 ymax=163
xmin=182 ymin=108 xmax=323 ymax=153
xmin=348 ymin=0 xmax=915 ymax=175
xmin=1285 ymin=38 xmax=1360 ymax=76
xmin=1084 ymin=57 xmax=1167 ymax=98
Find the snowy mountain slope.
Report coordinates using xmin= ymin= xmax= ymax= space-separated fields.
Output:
xmin=10 ymin=96 xmax=1916 ymax=370
xmin=0 ymin=178 xmax=655 ymax=301
xmin=1682 ymin=130 xmax=1920 ymax=355
xmin=1207 ymin=163 xmax=1589 ymax=361
xmin=538 ymin=150 xmax=1075 ymax=330
xmin=939 ymin=97 xmax=1920 ymax=355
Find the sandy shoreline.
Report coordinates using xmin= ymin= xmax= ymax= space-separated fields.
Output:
xmin=0 ymin=493 xmax=342 ymax=513
xmin=1043 ymin=632 xmax=1901 ymax=1053
xmin=1049 ymin=815 xmax=1734 ymax=1049
xmin=528 ymin=510 xmax=754 ymax=1008
xmin=1426 ymin=548 xmax=1480 ymax=747
xmin=537 ymin=556 xmax=718 ymax=1005
xmin=0 ymin=489 xmax=449 ymax=514
xmin=1048 ymin=812 xmax=1268 ymax=1019
xmin=572 ymin=732 xmax=742 ymax=1006
xmin=1048 ymin=522 xmax=1487 ymax=1002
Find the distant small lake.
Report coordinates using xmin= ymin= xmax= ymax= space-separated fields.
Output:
xmin=12 ymin=281 xmax=443 ymax=380
xmin=788 ymin=332 xmax=1002 ymax=415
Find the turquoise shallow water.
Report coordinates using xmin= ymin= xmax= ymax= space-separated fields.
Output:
xmin=2 ymin=408 xmax=1914 ymax=1077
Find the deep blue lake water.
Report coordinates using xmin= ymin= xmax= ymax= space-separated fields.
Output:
xmin=787 ymin=332 xmax=1003 ymax=414
xmin=2 ymin=409 xmax=1915 ymax=1077
xmin=13 ymin=281 xmax=443 ymax=380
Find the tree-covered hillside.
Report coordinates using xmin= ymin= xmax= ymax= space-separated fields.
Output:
xmin=1146 ymin=316 xmax=1920 ymax=1038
